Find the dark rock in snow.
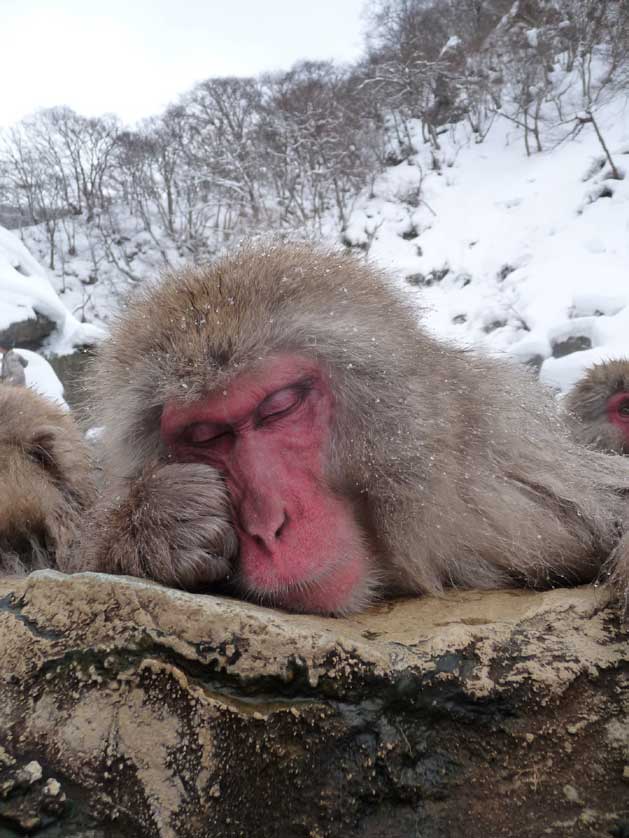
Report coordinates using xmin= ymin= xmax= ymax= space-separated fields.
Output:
xmin=0 ymin=313 xmax=56 ymax=352
xmin=552 ymin=335 xmax=593 ymax=358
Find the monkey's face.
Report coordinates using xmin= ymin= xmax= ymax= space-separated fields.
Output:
xmin=161 ymin=355 xmax=375 ymax=614
xmin=606 ymin=391 xmax=629 ymax=452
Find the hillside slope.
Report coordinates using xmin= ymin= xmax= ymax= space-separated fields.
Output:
xmin=352 ymin=96 xmax=629 ymax=392
xmin=13 ymin=96 xmax=629 ymax=395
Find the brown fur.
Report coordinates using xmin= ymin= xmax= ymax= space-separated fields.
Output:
xmin=564 ymin=359 xmax=629 ymax=454
xmin=80 ymin=243 xmax=629 ymax=611
xmin=0 ymin=383 xmax=95 ymax=574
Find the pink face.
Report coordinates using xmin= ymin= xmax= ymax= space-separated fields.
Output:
xmin=607 ymin=391 xmax=629 ymax=444
xmin=160 ymin=356 xmax=374 ymax=614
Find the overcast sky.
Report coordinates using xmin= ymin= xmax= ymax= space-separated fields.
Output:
xmin=1 ymin=0 xmax=367 ymax=128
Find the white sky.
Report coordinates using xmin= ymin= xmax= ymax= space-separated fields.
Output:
xmin=0 ymin=0 xmax=367 ymax=127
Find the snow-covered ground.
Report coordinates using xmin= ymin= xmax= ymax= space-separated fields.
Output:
xmin=0 ymin=226 xmax=105 ymax=354
xmin=348 ymin=96 xmax=629 ymax=392
xmin=11 ymin=348 xmax=67 ymax=407
xmin=0 ymin=226 xmax=105 ymax=404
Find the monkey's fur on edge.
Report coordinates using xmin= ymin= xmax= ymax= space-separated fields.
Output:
xmin=0 ymin=384 xmax=95 ymax=574
xmin=76 ymin=243 xmax=629 ymax=613
xmin=564 ymin=359 xmax=629 ymax=455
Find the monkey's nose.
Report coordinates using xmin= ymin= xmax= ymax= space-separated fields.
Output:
xmin=242 ymin=508 xmax=289 ymax=552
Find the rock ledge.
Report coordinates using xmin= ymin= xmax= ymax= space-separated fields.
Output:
xmin=0 ymin=571 xmax=628 ymax=837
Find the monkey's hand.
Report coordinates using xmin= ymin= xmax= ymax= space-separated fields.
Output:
xmin=76 ymin=463 xmax=238 ymax=589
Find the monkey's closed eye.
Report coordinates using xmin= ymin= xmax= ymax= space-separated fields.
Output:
xmin=256 ymin=386 xmax=307 ymax=425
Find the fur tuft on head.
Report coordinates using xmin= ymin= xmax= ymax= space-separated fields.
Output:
xmin=89 ymin=242 xmax=423 ymax=488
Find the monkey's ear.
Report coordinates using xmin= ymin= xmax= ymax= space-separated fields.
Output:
xmin=27 ymin=429 xmax=58 ymax=471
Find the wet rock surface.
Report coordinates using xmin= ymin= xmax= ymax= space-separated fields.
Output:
xmin=0 ymin=571 xmax=628 ymax=838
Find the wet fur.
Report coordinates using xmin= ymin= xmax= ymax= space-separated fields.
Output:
xmin=0 ymin=384 xmax=95 ymax=574
xmin=81 ymin=243 xmax=629 ymax=611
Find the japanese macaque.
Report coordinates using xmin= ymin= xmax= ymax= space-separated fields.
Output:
xmin=0 ymin=380 xmax=95 ymax=574
xmin=1 ymin=349 xmax=28 ymax=386
xmin=564 ymin=359 xmax=629 ymax=455
xmin=77 ymin=243 xmax=629 ymax=615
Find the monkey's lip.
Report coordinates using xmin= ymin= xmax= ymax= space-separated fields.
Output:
xmin=243 ymin=560 xmax=339 ymax=594
xmin=238 ymin=554 xmax=366 ymax=614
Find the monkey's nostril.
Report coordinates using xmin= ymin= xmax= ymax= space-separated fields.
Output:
xmin=244 ymin=513 xmax=288 ymax=551
xmin=274 ymin=513 xmax=289 ymax=540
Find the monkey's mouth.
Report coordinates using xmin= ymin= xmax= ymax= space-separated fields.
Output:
xmin=235 ymin=554 xmax=373 ymax=616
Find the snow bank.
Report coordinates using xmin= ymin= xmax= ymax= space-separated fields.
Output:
xmin=0 ymin=226 xmax=105 ymax=355
xmin=11 ymin=348 xmax=67 ymax=408
xmin=348 ymin=97 xmax=629 ymax=393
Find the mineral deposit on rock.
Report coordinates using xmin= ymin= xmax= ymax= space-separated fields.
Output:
xmin=0 ymin=571 xmax=628 ymax=837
